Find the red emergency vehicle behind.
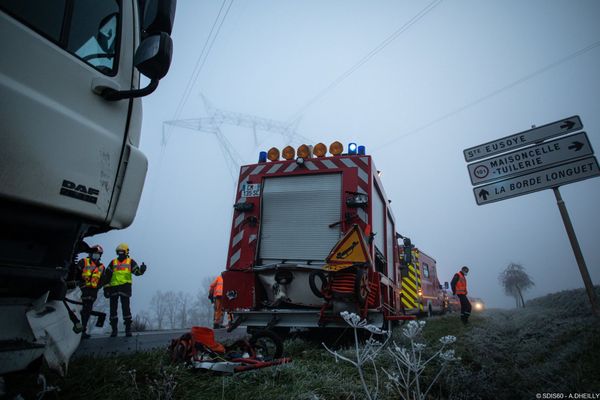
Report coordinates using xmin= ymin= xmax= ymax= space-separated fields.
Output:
xmin=398 ymin=246 xmax=448 ymax=316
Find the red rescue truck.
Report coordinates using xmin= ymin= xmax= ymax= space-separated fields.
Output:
xmin=222 ymin=142 xmax=416 ymax=332
xmin=398 ymin=245 xmax=448 ymax=316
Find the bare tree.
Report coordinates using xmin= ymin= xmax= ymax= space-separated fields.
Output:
xmin=148 ymin=277 xmax=220 ymax=330
xmin=189 ymin=276 xmax=216 ymax=327
xmin=176 ymin=291 xmax=193 ymax=328
xmin=499 ymin=262 xmax=535 ymax=308
xmin=164 ymin=291 xmax=179 ymax=329
xmin=131 ymin=311 xmax=152 ymax=332
xmin=150 ymin=290 xmax=168 ymax=329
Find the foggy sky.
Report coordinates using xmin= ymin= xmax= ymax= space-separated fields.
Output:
xmin=97 ymin=0 xmax=600 ymax=314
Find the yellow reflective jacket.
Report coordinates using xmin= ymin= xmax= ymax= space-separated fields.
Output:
xmin=107 ymin=257 xmax=139 ymax=287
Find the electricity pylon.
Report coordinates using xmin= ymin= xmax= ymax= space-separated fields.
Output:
xmin=163 ymin=94 xmax=309 ymax=181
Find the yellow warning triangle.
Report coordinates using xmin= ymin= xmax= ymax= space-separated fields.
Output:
xmin=325 ymin=224 xmax=372 ymax=266
xmin=323 ymin=262 xmax=354 ymax=272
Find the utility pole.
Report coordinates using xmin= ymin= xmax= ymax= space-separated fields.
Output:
xmin=553 ymin=187 xmax=600 ymax=318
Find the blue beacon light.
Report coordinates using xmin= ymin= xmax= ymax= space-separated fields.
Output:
xmin=258 ymin=151 xmax=267 ymax=163
xmin=348 ymin=142 xmax=358 ymax=154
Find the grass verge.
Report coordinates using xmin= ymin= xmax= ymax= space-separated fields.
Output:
xmin=4 ymin=287 xmax=599 ymax=399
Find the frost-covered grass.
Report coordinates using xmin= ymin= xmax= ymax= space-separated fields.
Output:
xmin=7 ymin=338 xmax=366 ymax=400
xmin=5 ymin=287 xmax=599 ymax=399
xmin=442 ymin=286 xmax=600 ymax=399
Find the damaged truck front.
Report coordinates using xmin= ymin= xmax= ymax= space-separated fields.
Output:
xmin=0 ymin=0 xmax=175 ymax=375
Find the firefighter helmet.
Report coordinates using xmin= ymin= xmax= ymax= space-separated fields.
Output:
xmin=90 ymin=244 xmax=104 ymax=254
xmin=116 ymin=243 xmax=129 ymax=253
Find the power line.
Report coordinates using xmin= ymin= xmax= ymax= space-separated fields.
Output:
xmin=172 ymin=1 xmax=226 ymax=123
xmin=286 ymin=0 xmax=443 ymax=124
xmin=170 ymin=0 xmax=235 ymax=131
xmin=153 ymin=2 xmax=234 ymax=206
xmin=374 ymin=39 xmax=600 ymax=150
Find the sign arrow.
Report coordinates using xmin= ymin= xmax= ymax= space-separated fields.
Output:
xmin=464 ymin=115 xmax=583 ymax=162
xmin=561 ymin=120 xmax=576 ymax=130
xmin=467 ymin=132 xmax=594 ymax=185
xmin=568 ymin=141 xmax=584 ymax=151
xmin=478 ymin=189 xmax=489 ymax=201
xmin=473 ymin=157 xmax=600 ymax=206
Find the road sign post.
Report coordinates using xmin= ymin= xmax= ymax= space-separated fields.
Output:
xmin=464 ymin=115 xmax=599 ymax=316
xmin=553 ymin=187 xmax=600 ymax=317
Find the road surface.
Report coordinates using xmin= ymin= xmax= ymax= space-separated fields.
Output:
xmin=74 ymin=327 xmax=249 ymax=358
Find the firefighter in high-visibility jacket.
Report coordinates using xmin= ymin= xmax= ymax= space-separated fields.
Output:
xmin=451 ymin=266 xmax=471 ymax=324
xmin=208 ymin=275 xmax=224 ymax=329
xmin=104 ymin=243 xmax=146 ymax=337
xmin=76 ymin=245 xmax=108 ymax=339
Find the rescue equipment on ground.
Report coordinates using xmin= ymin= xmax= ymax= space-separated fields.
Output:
xmin=168 ymin=326 xmax=290 ymax=374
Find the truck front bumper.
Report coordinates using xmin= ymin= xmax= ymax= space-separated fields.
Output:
xmin=231 ymin=308 xmax=385 ymax=329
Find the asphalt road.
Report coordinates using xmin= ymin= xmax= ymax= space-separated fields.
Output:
xmin=73 ymin=327 xmax=249 ymax=358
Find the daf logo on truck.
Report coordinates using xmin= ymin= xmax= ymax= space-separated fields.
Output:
xmin=60 ymin=180 xmax=100 ymax=204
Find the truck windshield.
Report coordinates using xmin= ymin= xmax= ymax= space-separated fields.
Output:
xmin=0 ymin=0 xmax=120 ymax=75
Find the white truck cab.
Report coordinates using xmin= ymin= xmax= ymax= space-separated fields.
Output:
xmin=0 ymin=0 xmax=176 ymax=375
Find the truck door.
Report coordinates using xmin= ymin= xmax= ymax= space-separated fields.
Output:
xmin=0 ymin=0 xmax=135 ymax=222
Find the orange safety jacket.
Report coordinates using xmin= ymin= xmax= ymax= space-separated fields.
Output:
xmin=455 ymin=271 xmax=467 ymax=295
xmin=209 ymin=275 xmax=223 ymax=297
xmin=81 ymin=258 xmax=105 ymax=289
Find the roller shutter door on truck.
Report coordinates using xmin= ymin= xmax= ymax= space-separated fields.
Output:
xmin=259 ymin=173 xmax=341 ymax=263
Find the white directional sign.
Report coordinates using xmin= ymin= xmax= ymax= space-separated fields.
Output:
xmin=467 ymin=132 xmax=593 ymax=185
xmin=464 ymin=115 xmax=582 ymax=162
xmin=473 ymin=156 xmax=600 ymax=205
xmin=465 ymin=115 xmax=600 ymax=316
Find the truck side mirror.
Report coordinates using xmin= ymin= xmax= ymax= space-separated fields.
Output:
xmin=100 ymin=0 xmax=177 ymax=102
xmin=134 ymin=32 xmax=173 ymax=80
xmin=403 ymin=238 xmax=412 ymax=264
xmin=101 ymin=33 xmax=173 ymax=101
xmin=143 ymin=0 xmax=177 ymax=35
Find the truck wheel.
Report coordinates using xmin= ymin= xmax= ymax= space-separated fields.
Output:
xmin=271 ymin=327 xmax=291 ymax=339
xmin=171 ymin=341 xmax=190 ymax=364
xmin=355 ymin=269 xmax=369 ymax=306
xmin=309 ymin=271 xmax=327 ymax=298
xmin=250 ymin=330 xmax=284 ymax=360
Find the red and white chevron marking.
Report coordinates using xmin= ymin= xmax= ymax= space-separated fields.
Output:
xmin=228 ymin=155 xmax=372 ymax=269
